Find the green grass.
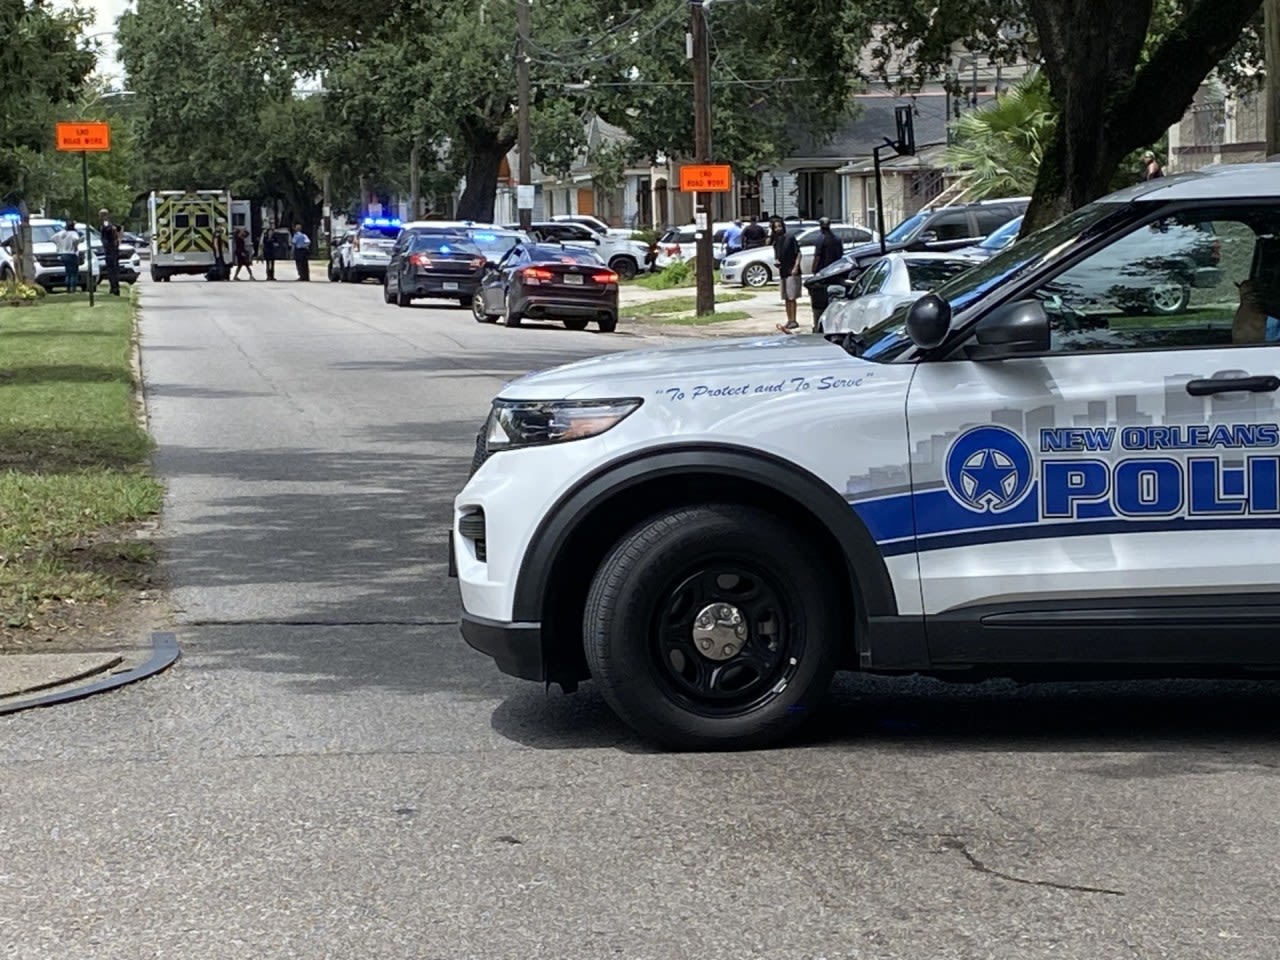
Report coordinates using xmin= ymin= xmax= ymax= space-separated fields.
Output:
xmin=0 ymin=292 xmax=163 ymax=630
xmin=632 ymin=265 xmax=722 ymax=290
xmin=660 ymin=310 xmax=755 ymax=326
xmin=625 ymin=293 xmax=756 ymax=327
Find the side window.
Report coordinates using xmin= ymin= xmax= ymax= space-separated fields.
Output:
xmin=926 ymin=211 xmax=972 ymax=242
xmin=974 ymin=208 xmax=1012 ymax=235
xmin=1028 ymin=211 xmax=1279 ymax=353
xmin=835 ymin=226 xmax=855 ymax=244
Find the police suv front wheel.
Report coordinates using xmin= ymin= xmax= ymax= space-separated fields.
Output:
xmin=583 ymin=505 xmax=838 ymax=750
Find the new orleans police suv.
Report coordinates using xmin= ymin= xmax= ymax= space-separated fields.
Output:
xmin=452 ymin=164 xmax=1280 ymax=749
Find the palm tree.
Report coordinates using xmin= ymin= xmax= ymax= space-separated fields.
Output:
xmin=943 ymin=72 xmax=1056 ymax=200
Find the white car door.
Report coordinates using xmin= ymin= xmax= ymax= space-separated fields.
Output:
xmin=903 ymin=205 xmax=1280 ymax=664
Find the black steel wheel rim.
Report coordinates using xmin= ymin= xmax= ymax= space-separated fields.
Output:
xmin=647 ymin=558 xmax=804 ymax=717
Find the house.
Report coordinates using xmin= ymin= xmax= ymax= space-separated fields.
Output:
xmin=1165 ymin=80 xmax=1273 ymax=173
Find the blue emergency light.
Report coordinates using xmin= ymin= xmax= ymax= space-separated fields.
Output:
xmin=361 ymin=216 xmax=401 ymax=228
xmin=0 ymin=209 xmax=21 ymax=222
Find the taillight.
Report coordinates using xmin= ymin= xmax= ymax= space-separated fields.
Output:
xmin=593 ymin=270 xmax=619 ymax=284
xmin=664 ymin=245 xmax=680 ymax=255
xmin=409 ymin=253 xmax=431 ymax=267
xmin=522 ymin=266 xmax=553 ymax=284
xmin=469 ymin=257 xmax=485 ymax=269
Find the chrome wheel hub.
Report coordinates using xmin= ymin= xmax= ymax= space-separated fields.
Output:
xmin=692 ymin=602 xmax=748 ymax=660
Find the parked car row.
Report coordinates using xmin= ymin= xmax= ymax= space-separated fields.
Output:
xmin=0 ymin=216 xmax=142 ymax=290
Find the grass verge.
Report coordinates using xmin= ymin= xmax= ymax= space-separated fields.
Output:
xmin=624 ymin=292 xmax=756 ymax=327
xmin=0 ymin=291 xmax=163 ymax=636
xmin=632 ymin=265 xmax=722 ymax=290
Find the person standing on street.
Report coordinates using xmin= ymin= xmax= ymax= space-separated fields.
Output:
xmin=259 ymin=222 xmax=277 ymax=280
xmin=741 ymin=215 xmax=767 ymax=250
xmin=212 ymin=227 xmax=229 ymax=281
xmin=52 ymin=221 xmax=81 ymax=294
xmin=1140 ymin=150 xmax=1165 ymax=181
xmin=99 ymin=208 xmax=121 ymax=295
xmin=291 ymin=224 xmax=311 ymax=281
xmin=808 ymin=217 xmax=845 ymax=332
xmin=771 ymin=217 xmax=802 ymax=332
xmin=723 ymin=219 xmax=744 ymax=257
xmin=232 ymin=228 xmax=256 ymax=280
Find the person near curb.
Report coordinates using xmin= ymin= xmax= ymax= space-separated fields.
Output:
xmin=771 ymin=217 xmax=802 ymax=332
xmin=99 ymin=208 xmax=121 ymax=295
xmin=1141 ymin=150 xmax=1165 ymax=181
xmin=741 ymin=215 xmax=767 ymax=250
xmin=259 ymin=222 xmax=277 ymax=280
xmin=291 ymin=224 xmax=311 ymax=281
xmin=52 ymin=221 xmax=81 ymax=294
xmin=808 ymin=217 xmax=844 ymax=332
xmin=212 ymin=228 xmax=229 ymax=281
xmin=723 ymin=219 xmax=743 ymax=257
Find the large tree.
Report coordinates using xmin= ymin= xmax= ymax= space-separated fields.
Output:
xmin=863 ymin=0 xmax=1266 ymax=230
xmin=0 ymin=0 xmax=96 ymax=204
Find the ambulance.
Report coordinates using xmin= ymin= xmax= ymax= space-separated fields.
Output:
xmin=148 ymin=189 xmax=232 ymax=281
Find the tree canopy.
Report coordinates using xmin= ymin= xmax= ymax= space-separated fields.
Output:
xmin=0 ymin=0 xmax=97 ymax=204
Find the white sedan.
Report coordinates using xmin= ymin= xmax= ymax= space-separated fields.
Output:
xmin=817 ymin=252 xmax=981 ymax=337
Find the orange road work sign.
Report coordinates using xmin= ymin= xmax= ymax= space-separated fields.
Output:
xmin=56 ymin=122 xmax=111 ymax=152
xmin=678 ymin=164 xmax=733 ymax=192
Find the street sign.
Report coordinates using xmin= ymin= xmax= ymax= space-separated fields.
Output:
xmin=517 ymin=184 xmax=535 ymax=210
xmin=55 ymin=122 xmax=110 ymax=152
xmin=679 ymin=164 xmax=732 ymax=193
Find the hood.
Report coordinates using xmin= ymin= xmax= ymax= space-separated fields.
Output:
xmin=501 ymin=334 xmax=855 ymax=400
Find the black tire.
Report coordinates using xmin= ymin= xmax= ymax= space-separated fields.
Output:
xmin=458 ymin=294 xmax=474 ymax=308
xmin=383 ymin=280 xmax=395 ymax=304
xmin=608 ymin=256 xmax=638 ymax=281
xmin=340 ymin=264 xmax=351 ymax=283
xmin=0 ymin=265 xmax=12 ymax=282
xmin=742 ymin=262 xmax=771 ymax=288
xmin=327 ymin=261 xmax=339 ymax=282
xmin=563 ymin=317 xmax=589 ymax=331
xmin=505 ymin=294 xmax=523 ymax=327
xmin=597 ymin=314 xmax=618 ymax=333
xmin=396 ymin=287 xmax=411 ymax=307
xmin=472 ymin=293 xmax=498 ymax=323
xmin=583 ymin=504 xmax=838 ymax=750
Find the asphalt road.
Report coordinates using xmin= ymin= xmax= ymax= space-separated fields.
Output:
xmin=4 ymin=269 xmax=1280 ymax=959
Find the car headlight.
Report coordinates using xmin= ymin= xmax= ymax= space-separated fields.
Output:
xmin=485 ymin=398 xmax=642 ymax=450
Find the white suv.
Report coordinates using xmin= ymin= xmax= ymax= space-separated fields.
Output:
xmin=453 ymin=163 xmax=1280 ymax=750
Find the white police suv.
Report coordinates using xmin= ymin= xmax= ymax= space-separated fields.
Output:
xmin=452 ymin=163 xmax=1280 ymax=750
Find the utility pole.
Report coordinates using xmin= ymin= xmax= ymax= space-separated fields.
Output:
xmin=410 ymin=142 xmax=420 ymax=219
xmin=690 ymin=0 xmax=714 ymax=317
xmin=517 ymin=0 xmax=533 ymax=232
xmin=1266 ymin=0 xmax=1279 ymax=157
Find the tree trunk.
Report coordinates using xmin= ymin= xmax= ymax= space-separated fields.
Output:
xmin=1022 ymin=0 xmax=1265 ymax=233
xmin=1267 ymin=0 xmax=1280 ymax=156
xmin=456 ymin=133 xmax=515 ymax=222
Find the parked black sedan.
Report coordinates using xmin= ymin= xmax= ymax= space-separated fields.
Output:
xmin=472 ymin=242 xmax=619 ymax=332
xmin=384 ymin=233 xmax=487 ymax=307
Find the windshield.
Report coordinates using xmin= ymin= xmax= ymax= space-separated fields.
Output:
xmin=979 ymin=216 xmax=1024 ymax=251
xmin=884 ymin=212 xmax=928 ymax=244
xmin=856 ymin=202 xmax=1129 ymax=362
xmin=905 ymin=258 xmax=979 ymax=290
xmin=410 ymin=234 xmax=479 ymax=255
xmin=528 ymin=244 xmax=604 ymax=264
xmin=467 ymin=231 xmax=525 ymax=257
xmin=30 ymin=225 xmax=59 ymax=243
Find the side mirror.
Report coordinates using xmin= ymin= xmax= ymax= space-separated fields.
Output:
xmin=918 ymin=230 xmax=939 ymax=245
xmin=965 ymin=299 xmax=1050 ymax=360
xmin=826 ymin=284 xmax=847 ymax=301
xmin=905 ymin=293 xmax=953 ymax=349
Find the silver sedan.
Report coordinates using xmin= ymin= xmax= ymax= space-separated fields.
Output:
xmin=818 ymin=252 xmax=980 ymax=336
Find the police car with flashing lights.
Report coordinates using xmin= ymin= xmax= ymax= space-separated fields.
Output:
xmin=452 ymin=163 xmax=1280 ymax=750
xmin=338 ymin=216 xmax=402 ymax=283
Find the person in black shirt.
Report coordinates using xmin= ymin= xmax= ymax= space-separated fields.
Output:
xmin=771 ymin=217 xmax=802 ymax=331
xmin=808 ymin=217 xmax=845 ymax=331
xmin=740 ymin=215 xmax=767 ymax=249
xmin=99 ymin=208 xmax=121 ymax=295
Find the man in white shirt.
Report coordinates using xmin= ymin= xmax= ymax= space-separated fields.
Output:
xmin=51 ymin=222 xmax=81 ymax=293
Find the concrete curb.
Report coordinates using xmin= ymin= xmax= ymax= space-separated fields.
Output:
xmin=0 ymin=632 xmax=180 ymax=717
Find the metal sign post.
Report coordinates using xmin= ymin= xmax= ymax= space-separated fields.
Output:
xmin=55 ymin=122 xmax=111 ymax=306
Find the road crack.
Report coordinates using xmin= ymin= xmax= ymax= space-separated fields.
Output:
xmin=942 ymin=837 xmax=1124 ymax=896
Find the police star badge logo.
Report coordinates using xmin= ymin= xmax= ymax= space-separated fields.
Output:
xmin=945 ymin=425 xmax=1035 ymax=513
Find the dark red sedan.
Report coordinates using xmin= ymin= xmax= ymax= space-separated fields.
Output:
xmin=472 ymin=243 xmax=619 ymax=332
